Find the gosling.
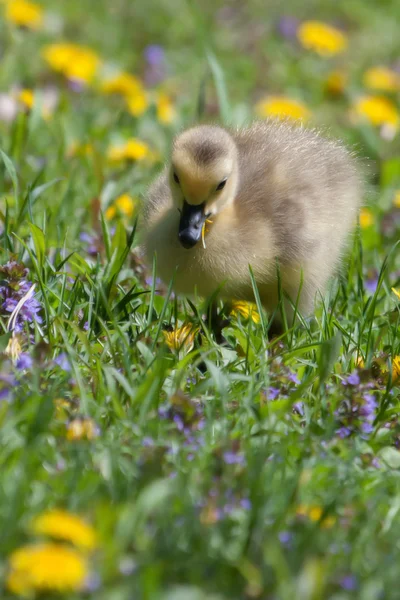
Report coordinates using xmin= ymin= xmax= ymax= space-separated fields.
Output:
xmin=141 ymin=120 xmax=361 ymax=331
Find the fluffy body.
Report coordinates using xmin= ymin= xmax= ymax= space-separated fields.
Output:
xmin=141 ymin=120 xmax=361 ymax=323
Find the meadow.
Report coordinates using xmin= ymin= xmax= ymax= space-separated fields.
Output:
xmin=1 ymin=0 xmax=400 ymax=598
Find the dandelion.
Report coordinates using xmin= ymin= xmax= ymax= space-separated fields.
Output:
xmin=296 ymin=504 xmax=336 ymax=528
xmin=363 ymin=66 xmax=400 ymax=92
xmin=125 ymin=90 xmax=148 ymax=117
xmin=43 ymin=43 xmax=101 ymax=83
xmin=101 ymin=72 xmax=142 ymax=96
xmin=392 ymin=356 xmax=400 ymax=382
xmin=297 ymin=21 xmax=347 ymax=56
xmin=156 ymin=93 xmax=176 ymax=124
xmin=230 ymin=301 xmax=260 ymax=324
xmin=255 ymin=96 xmax=310 ymax=121
xmin=5 ymin=0 xmax=43 ymax=29
xmin=324 ymin=70 xmax=347 ymax=96
xmin=359 ymin=208 xmax=373 ymax=229
xmin=107 ymin=138 xmax=151 ymax=162
xmin=392 ymin=287 xmax=400 ymax=301
xmin=31 ymin=509 xmax=97 ymax=551
xmin=18 ymin=88 xmax=34 ymax=110
xmin=66 ymin=417 xmax=100 ymax=441
xmin=163 ymin=323 xmax=197 ymax=353
xmin=105 ymin=194 xmax=137 ymax=220
xmin=353 ymin=95 xmax=399 ymax=129
xmin=6 ymin=543 xmax=88 ymax=595
xmin=394 ymin=190 xmax=400 ymax=208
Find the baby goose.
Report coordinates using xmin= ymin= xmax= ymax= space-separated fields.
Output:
xmin=141 ymin=120 xmax=361 ymax=330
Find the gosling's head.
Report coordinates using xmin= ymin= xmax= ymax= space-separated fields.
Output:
xmin=170 ymin=125 xmax=239 ymax=249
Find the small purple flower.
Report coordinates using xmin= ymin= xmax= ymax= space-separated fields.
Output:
xmin=364 ymin=277 xmax=378 ymax=294
xmin=223 ymin=451 xmax=246 ymax=465
xmin=240 ymin=498 xmax=252 ymax=510
xmin=279 ymin=531 xmax=292 ymax=545
xmin=337 ymin=426 xmax=352 ymax=438
xmin=54 ymin=352 xmax=71 ymax=372
xmin=339 ymin=575 xmax=357 ymax=591
xmin=293 ymin=401 xmax=304 ymax=416
xmin=0 ymin=372 xmax=16 ymax=401
xmin=346 ymin=372 xmax=360 ymax=386
xmin=142 ymin=436 xmax=154 ymax=447
xmin=287 ymin=371 xmax=300 ymax=385
xmin=144 ymin=44 xmax=165 ymax=66
xmin=144 ymin=44 xmax=167 ymax=85
xmin=267 ymin=386 xmax=280 ymax=400
xmin=277 ymin=16 xmax=299 ymax=39
xmin=16 ymin=353 xmax=33 ymax=370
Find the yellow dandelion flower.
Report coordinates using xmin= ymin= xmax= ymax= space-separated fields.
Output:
xmin=163 ymin=323 xmax=197 ymax=353
xmin=67 ymin=141 xmax=94 ymax=158
xmin=296 ymin=504 xmax=336 ymax=528
xmin=324 ymin=70 xmax=347 ymax=96
xmin=392 ymin=288 xmax=400 ymax=301
xmin=4 ymin=335 xmax=22 ymax=363
xmin=353 ymin=95 xmax=399 ymax=128
xmin=363 ymin=66 xmax=400 ymax=92
xmin=105 ymin=194 xmax=137 ymax=220
xmin=5 ymin=0 xmax=43 ymax=29
xmin=297 ymin=21 xmax=347 ymax=57
xmin=101 ymin=72 xmax=142 ymax=96
xmin=6 ymin=543 xmax=88 ymax=595
xmin=392 ymin=356 xmax=400 ymax=382
xmin=394 ymin=190 xmax=400 ymax=208
xmin=43 ymin=43 xmax=101 ymax=83
xmin=126 ymin=90 xmax=148 ymax=117
xmin=256 ymin=96 xmax=310 ymax=121
xmin=359 ymin=208 xmax=374 ymax=229
xmin=115 ymin=193 xmax=137 ymax=217
xmin=104 ymin=205 xmax=116 ymax=220
xmin=31 ymin=509 xmax=97 ymax=551
xmin=66 ymin=417 xmax=99 ymax=441
xmin=230 ymin=301 xmax=260 ymax=324
xmin=18 ymin=88 xmax=34 ymax=110
xmin=156 ymin=93 xmax=176 ymax=124
xmin=107 ymin=138 xmax=151 ymax=162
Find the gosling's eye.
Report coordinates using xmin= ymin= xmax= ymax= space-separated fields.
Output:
xmin=173 ymin=172 xmax=180 ymax=184
xmin=216 ymin=178 xmax=227 ymax=191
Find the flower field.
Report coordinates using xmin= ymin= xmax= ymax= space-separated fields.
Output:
xmin=1 ymin=0 xmax=400 ymax=598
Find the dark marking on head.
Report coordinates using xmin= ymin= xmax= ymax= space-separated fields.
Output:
xmin=185 ymin=140 xmax=224 ymax=166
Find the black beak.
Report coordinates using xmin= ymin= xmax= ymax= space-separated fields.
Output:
xmin=178 ymin=200 xmax=208 ymax=249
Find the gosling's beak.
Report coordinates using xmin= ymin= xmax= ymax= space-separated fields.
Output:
xmin=178 ymin=200 xmax=208 ymax=249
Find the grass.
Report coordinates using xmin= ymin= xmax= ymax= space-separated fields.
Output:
xmin=1 ymin=0 xmax=400 ymax=598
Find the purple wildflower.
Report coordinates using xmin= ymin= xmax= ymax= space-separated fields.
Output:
xmin=223 ymin=451 xmax=246 ymax=465
xmin=279 ymin=531 xmax=292 ymax=545
xmin=339 ymin=575 xmax=357 ymax=591
xmin=16 ymin=353 xmax=33 ymax=370
xmin=142 ymin=436 xmax=154 ymax=447
xmin=0 ymin=261 xmax=42 ymax=333
xmin=54 ymin=352 xmax=71 ymax=372
xmin=144 ymin=44 xmax=166 ymax=85
xmin=293 ymin=401 xmax=304 ymax=416
xmin=364 ymin=276 xmax=378 ymax=294
xmin=345 ymin=372 xmax=360 ymax=386
xmin=277 ymin=16 xmax=299 ymax=38
xmin=267 ymin=386 xmax=280 ymax=400
xmin=287 ymin=371 xmax=300 ymax=385
xmin=240 ymin=498 xmax=252 ymax=510
xmin=0 ymin=372 xmax=16 ymax=401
